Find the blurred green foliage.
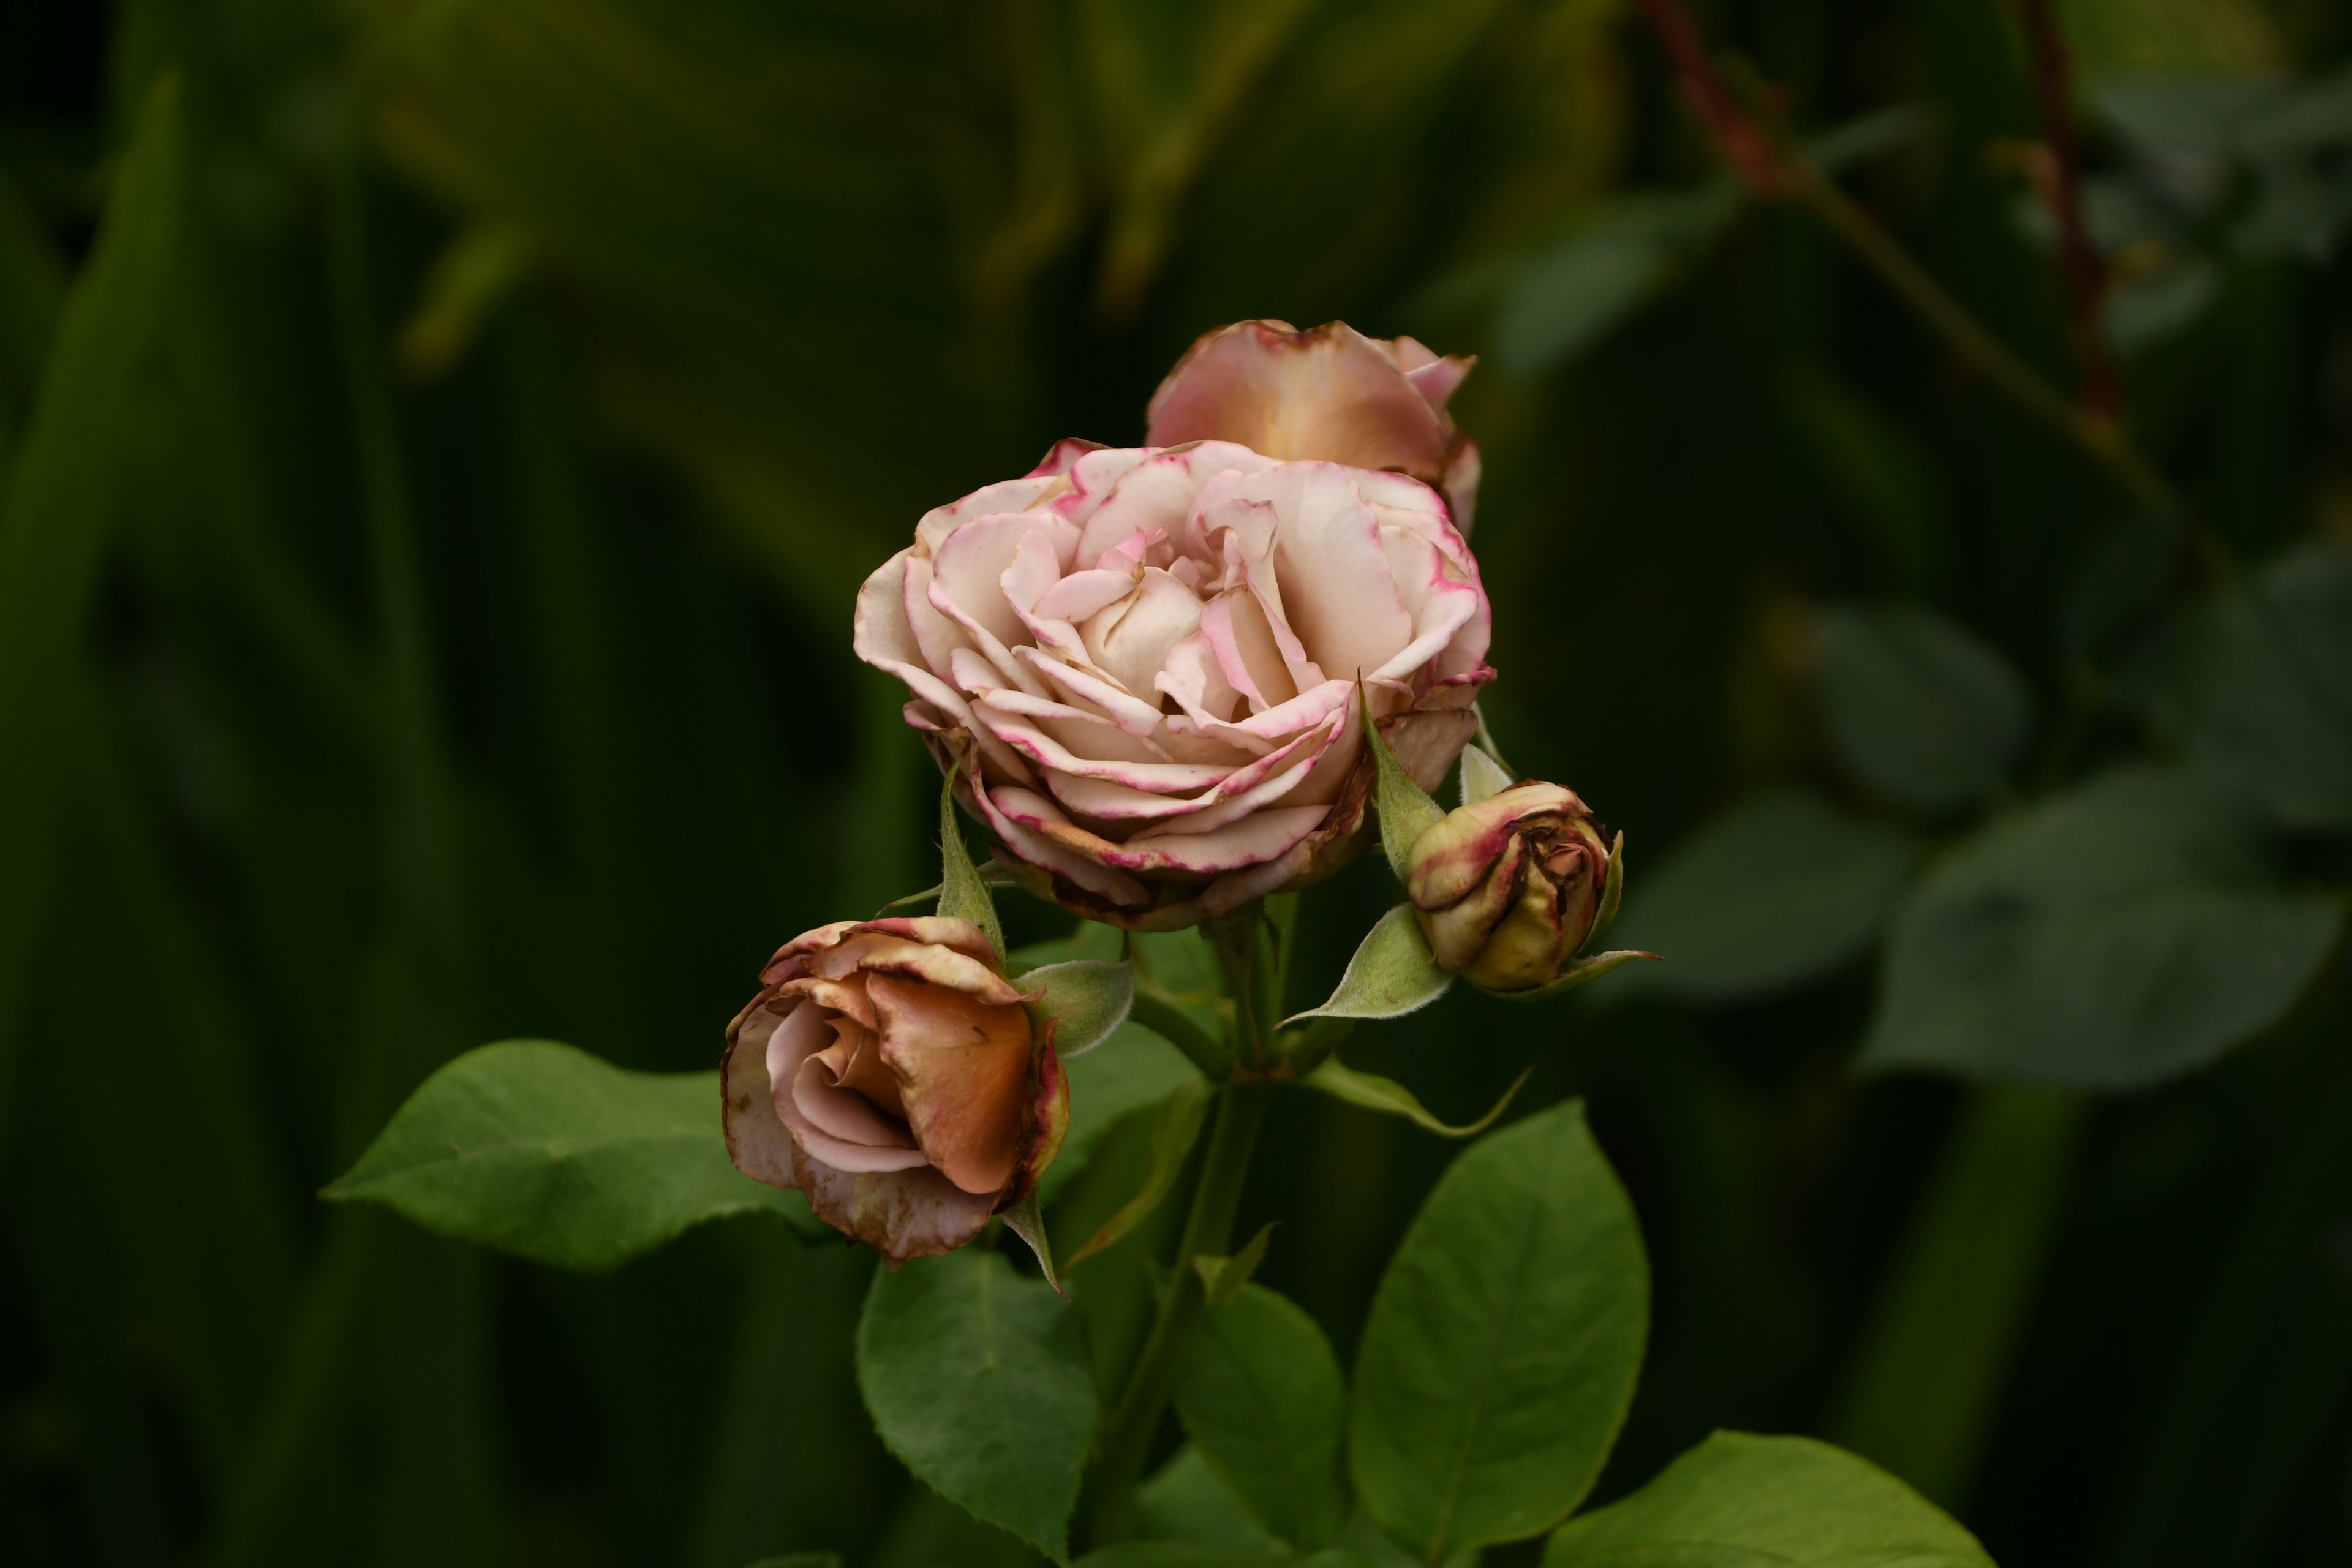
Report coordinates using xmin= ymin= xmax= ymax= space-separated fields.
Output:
xmin=2 ymin=1 xmax=2350 ymax=1566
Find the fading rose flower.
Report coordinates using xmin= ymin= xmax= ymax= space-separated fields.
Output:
xmin=1406 ymin=782 xmax=1611 ymax=992
xmin=722 ymin=916 xmax=1066 ymax=1264
xmin=855 ymin=440 xmax=1493 ymax=930
xmin=1145 ymin=320 xmax=1483 ymax=532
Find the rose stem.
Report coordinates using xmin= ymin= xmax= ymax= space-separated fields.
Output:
xmin=1084 ymin=905 xmax=1283 ymax=1545
xmin=2013 ymin=0 xmax=2119 ymax=420
xmin=1632 ymin=0 xmax=2181 ymax=518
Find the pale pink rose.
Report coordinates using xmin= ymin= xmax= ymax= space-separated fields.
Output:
xmin=1146 ymin=320 xmax=1483 ymax=533
xmin=722 ymin=917 xmax=1068 ymax=1264
xmin=854 ymin=440 xmax=1493 ymax=930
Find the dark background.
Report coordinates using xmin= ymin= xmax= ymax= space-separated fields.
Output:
xmin=1 ymin=1 xmax=2348 ymax=1565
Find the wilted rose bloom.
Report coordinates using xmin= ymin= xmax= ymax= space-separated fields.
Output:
xmin=1146 ymin=320 xmax=1483 ymax=532
xmin=722 ymin=917 xmax=1066 ymax=1263
xmin=855 ymin=439 xmax=1493 ymax=930
xmin=1406 ymin=782 xmax=1611 ymax=992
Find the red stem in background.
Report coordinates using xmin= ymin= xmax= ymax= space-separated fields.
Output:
xmin=2014 ymin=0 xmax=2120 ymax=420
xmin=1634 ymin=0 xmax=1784 ymax=192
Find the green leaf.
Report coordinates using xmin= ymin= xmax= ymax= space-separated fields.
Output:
xmin=1541 ymin=1431 xmax=1993 ymax=1567
xmin=1458 ymin=742 xmax=1513 ymax=805
xmin=1813 ymin=603 xmax=2035 ymax=816
xmin=1301 ymin=1058 xmax=1530 ymax=1140
xmin=1041 ymin=1023 xmax=1203 ymax=1205
xmin=940 ymin=765 xmax=1007 ymax=963
xmin=1023 ymin=960 xmax=1136 ymax=1058
xmin=1362 ymin=692 xmax=1447 ymax=882
xmin=1065 ymin=1074 xmax=1215 ymax=1270
xmin=1193 ymin=1223 xmax=1275 ymax=1308
xmin=1175 ymin=1284 xmax=1352 ymax=1551
xmin=1599 ymin=791 xmax=1923 ymax=1005
xmin=857 ymin=1248 xmax=1096 ymax=1564
xmin=1350 ymin=1100 xmax=1648 ymax=1559
xmin=741 ymin=1556 xmax=843 ymax=1568
xmin=1861 ymin=766 xmax=2345 ymax=1087
xmin=2185 ymin=539 xmax=2352 ymax=832
xmin=323 ymin=1041 xmax=818 ymax=1269
xmin=1284 ymin=905 xmax=1453 ymax=1026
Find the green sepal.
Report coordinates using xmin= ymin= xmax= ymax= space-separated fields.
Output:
xmin=1471 ymin=700 xmax=1515 ymax=775
xmin=1459 ymin=742 xmax=1513 ymax=806
xmin=1301 ymin=1057 xmax=1532 ymax=1139
xmin=938 ymin=761 xmax=1006 ymax=963
xmin=1282 ymin=903 xmax=1453 ymax=1027
xmin=998 ymin=1189 xmax=1064 ymax=1298
xmin=1584 ymin=831 xmax=1626 ymax=948
xmin=1193 ymin=1222 xmax=1276 ymax=1308
xmin=1482 ymin=948 xmax=1657 ymax=1003
xmin=874 ymin=860 xmax=1019 ymax=917
xmin=1362 ymin=682 xmax=1447 ymax=882
xmin=1065 ymin=1074 xmax=1216 ymax=1269
xmin=1021 ymin=959 xmax=1134 ymax=1058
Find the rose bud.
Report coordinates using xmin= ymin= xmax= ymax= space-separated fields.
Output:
xmin=1406 ymin=782 xmax=1613 ymax=992
xmin=721 ymin=916 xmax=1068 ymax=1265
xmin=854 ymin=435 xmax=1493 ymax=930
xmin=1145 ymin=319 xmax=1483 ymax=532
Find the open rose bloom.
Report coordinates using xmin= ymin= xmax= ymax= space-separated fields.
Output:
xmin=847 ymin=318 xmax=1493 ymax=930
xmin=723 ymin=918 xmax=1066 ymax=1262
xmin=855 ymin=433 xmax=1494 ymax=929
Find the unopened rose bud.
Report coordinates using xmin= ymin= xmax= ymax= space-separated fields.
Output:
xmin=1405 ymin=782 xmax=1611 ymax=992
xmin=722 ymin=917 xmax=1068 ymax=1264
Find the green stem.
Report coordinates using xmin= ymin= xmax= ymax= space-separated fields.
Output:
xmin=1086 ymin=902 xmax=1284 ymax=1547
xmin=1085 ymin=1082 xmax=1270 ymax=1545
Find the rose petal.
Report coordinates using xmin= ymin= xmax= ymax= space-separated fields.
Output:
xmin=1144 ymin=321 xmax=1450 ymax=482
xmin=870 ymin=974 xmax=1035 ymax=1196
xmin=1082 ymin=569 xmax=1206 ymax=701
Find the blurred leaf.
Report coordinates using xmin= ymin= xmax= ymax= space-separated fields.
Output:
xmin=325 ymin=1041 xmax=820 ymax=1269
xmin=1781 ymin=363 xmax=1944 ymax=593
xmin=857 ymin=1248 xmax=1096 ymax=1564
xmin=741 ymin=1556 xmax=842 ymax=1567
xmin=2106 ymin=257 xmax=2223 ymax=357
xmin=1192 ymin=1222 xmax=1273 ymax=1308
xmin=1302 ymin=1058 xmax=1529 ymax=1140
xmin=1065 ymin=1074 xmax=1214 ymax=1271
xmin=2185 ymin=538 xmax=2352 ymax=831
xmin=1540 ymin=1431 xmax=1993 ymax=1567
xmin=1175 ymin=1283 xmax=1352 ymax=1551
xmin=1042 ymin=1023 xmax=1202 ymax=1205
xmin=1600 ymin=790 xmax=1923 ymax=1005
xmin=1492 ymin=184 xmax=1738 ymax=376
xmin=1814 ymin=603 xmax=2035 ymax=816
xmin=2063 ymin=0 xmax=2283 ymax=75
xmin=1350 ymin=1099 xmax=1647 ymax=1560
xmin=1025 ymin=959 xmax=1136 ymax=1059
xmin=1136 ymin=1446 xmax=1290 ymax=1558
xmin=1286 ymin=904 xmax=1452 ymax=1025
xmin=0 ymin=155 xmax=66 ymax=421
xmin=2094 ymin=72 xmax=2285 ymax=154
xmin=0 ymin=80 xmax=182 ymax=1137
xmin=1861 ymin=767 xmax=2343 ymax=1087
xmin=1828 ymin=1087 xmax=2086 ymax=1509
